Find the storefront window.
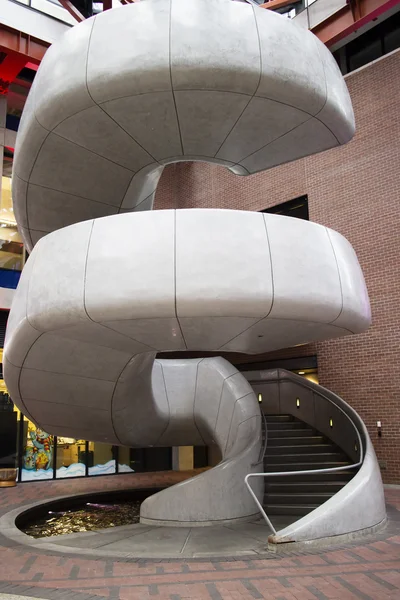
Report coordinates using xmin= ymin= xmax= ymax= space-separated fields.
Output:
xmin=56 ymin=437 xmax=86 ymax=478
xmin=118 ymin=446 xmax=135 ymax=473
xmin=88 ymin=442 xmax=116 ymax=476
xmin=21 ymin=417 xmax=54 ymax=481
xmin=0 ymin=178 xmax=25 ymax=274
xmin=0 ymin=384 xmax=19 ymax=470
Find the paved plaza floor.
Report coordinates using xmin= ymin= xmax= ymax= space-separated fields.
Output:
xmin=0 ymin=472 xmax=399 ymax=599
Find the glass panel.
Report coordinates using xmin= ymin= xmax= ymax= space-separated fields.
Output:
xmin=0 ymin=388 xmax=18 ymax=469
xmin=21 ymin=418 xmax=54 ymax=481
xmin=88 ymin=442 xmax=116 ymax=476
xmin=30 ymin=0 xmax=79 ymax=25
xmin=0 ymin=178 xmax=24 ymax=272
xmin=118 ymin=446 xmax=136 ymax=473
xmin=56 ymin=437 xmax=86 ymax=478
xmin=1 ymin=177 xmax=16 ymax=225
xmin=348 ymin=37 xmax=382 ymax=73
xmin=308 ymin=0 xmax=347 ymax=29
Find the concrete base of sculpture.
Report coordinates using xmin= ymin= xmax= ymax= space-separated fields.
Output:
xmin=7 ymin=0 xmax=378 ymax=533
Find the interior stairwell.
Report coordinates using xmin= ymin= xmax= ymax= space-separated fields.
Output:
xmin=263 ymin=414 xmax=358 ymax=531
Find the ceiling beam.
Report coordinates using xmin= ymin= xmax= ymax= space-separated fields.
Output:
xmin=0 ymin=25 xmax=49 ymax=65
xmin=58 ymin=0 xmax=85 ymax=22
xmin=312 ymin=0 xmax=400 ymax=47
xmin=260 ymin=0 xmax=297 ymax=10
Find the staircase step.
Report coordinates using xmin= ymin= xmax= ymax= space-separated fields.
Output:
xmin=264 ymin=462 xmax=352 ymax=472
xmin=265 ymin=452 xmax=347 ymax=464
xmin=268 ymin=429 xmax=315 ymax=438
xmin=264 ymin=504 xmax=319 ymax=516
xmin=266 ymin=471 xmax=356 ymax=482
xmin=266 ymin=481 xmax=348 ymax=494
xmin=266 ymin=444 xmax=336 ymax=455
xmin=265 ymin=415 xmax=294 ymax=422
xmin=266 ymin=422 xmax=309 ymax=430
xmin=268 ymin=435 xmax=325 ymax=445
xmin=264 ymin=492 xmax=334 ymax=504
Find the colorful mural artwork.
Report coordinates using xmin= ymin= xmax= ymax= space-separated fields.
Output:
xmin=24 ymin=427 xmax=53 ymax=472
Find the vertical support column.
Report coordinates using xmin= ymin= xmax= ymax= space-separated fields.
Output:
xmin=0 ymin=96 xmax=6 ymax=205
xmin=172 ymin=446 xmax=194 ymax=471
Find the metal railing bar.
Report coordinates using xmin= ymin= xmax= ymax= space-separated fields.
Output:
xmin=245 ymin=374 xmax=366 ymax=536
xmin=245 ymin=459 xmax=363 ymax=536
xmin=253 ymin=407 xmax=268 ymax=465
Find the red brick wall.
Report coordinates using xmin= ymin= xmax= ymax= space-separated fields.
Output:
xmin=155 ymin=49 xmax=400 ymax=483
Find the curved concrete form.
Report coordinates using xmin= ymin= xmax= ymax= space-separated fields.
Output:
xmin=7 ymin=0 xmax=376 ymax=531
xmin=12 ymin=0 xmax=355 ymax=251
xmin=140 ymin=358 xmax=263 ymax=525
xmin=245 ymin=370 xmax=386 ymax=543
xmin=4 ymin=210 xmax=370 ymax=524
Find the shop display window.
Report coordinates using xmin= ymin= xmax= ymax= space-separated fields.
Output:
xmin=0 ymin=388 xmax=19 ymax=470
xmin=56 ymin=437 xmax=86 ymax=478
xmin=21 ymin=417 xmax=54 ymax=481
xmin=88 ymin=442 xmax=116 ymax=476
xmin=118 ymin=446 xmax=135 ymax=473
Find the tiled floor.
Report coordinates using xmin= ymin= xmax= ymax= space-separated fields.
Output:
xmin=0 ymin=472 xmax=399 ymax=599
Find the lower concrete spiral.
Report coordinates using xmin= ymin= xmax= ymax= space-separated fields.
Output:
xmin=5 ymin=0 xmax=374 ymax=525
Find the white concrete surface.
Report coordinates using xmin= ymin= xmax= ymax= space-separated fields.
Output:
xmin=245 ymin=369 xmax=386 ymax=543
xmin=12 ymin=0 xmax=355 ymax=251
xmin=7 ymin=0 xmax=380 ymax=535
xmin=4 ymin=209 xmax=370 ymax=524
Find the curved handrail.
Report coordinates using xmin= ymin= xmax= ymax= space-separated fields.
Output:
xmin=253 ymin=406 xmax=268 ymax=466
xmin=244 ymin=372 xmax=365 ymax=535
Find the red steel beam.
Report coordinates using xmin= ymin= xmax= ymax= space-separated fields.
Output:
xmin=0 ymin=25 xmax=49 ymax=64
xmin=0 ymin=52 xmax=27 ymax=95
xmin=58 ymin=0 xmax=85 ymax=22
xmin=313 ymin=0 xmax=400 ymax=46
xmin=260 ymin=0 xmax=297 ymax=10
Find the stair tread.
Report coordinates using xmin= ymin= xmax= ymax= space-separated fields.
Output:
xmin=265 ymin=492 xmax=334 ymax=499
xmin=269 ymin=436 xmax=325 ymax=441
xmin=264 ymin=504 xmax=320 ymax=510
xmin=268 ymin=430 xmax=316 ymax=437
xmin=264 ymin=463 xmax=352 ymax=471
xmin=266 ymin=444 xmax=336 ymax=450
xmin=266 ymin=452 xmax=350 ymax=464
xmin=267 ymin=481 xmax=349 ymax=488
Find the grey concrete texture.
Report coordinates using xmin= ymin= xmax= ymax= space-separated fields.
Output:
xmin=244 ymin=369 xmax=386 ymax=543
xmin=0 ymin=496 xmax=272 ymax=558
xmin=11 ymin=0 xmax=355 ymax=251
xmin=4 ymin=208 xmax=370 ymax=526
xmin=7 ymin=0 xmax=376 ymax=537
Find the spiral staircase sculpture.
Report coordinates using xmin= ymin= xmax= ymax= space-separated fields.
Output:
xmin=5 ymin=0 xmax=385 ymax=536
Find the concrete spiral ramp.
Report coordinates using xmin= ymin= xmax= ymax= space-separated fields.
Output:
xmin=5 ymin=0 xmax=382 ymax=530
xmin=12 ymin=0 xmax=354 ymax=250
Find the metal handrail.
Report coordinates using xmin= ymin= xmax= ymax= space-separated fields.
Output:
xmin=245 ymin=376 xmax=365 ymax=536
xmin=254 ymin=407 xmax=268 ymax=465
xmin=245 ymin=461 xmax=362 ymax=535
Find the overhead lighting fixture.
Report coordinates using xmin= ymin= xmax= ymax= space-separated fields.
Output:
xmin=258 ymin=393 xmax=262 ymax=403
xmin=296 ymin=398 xmax=300 ymax=408
xmin=298 ymin=371 xmax=305 ymax=375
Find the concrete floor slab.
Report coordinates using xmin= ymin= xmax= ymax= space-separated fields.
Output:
xmin=97 ymin=525 xmax=191 ymax=553
xmin=182 ymin=525 xmax=266 ymax=556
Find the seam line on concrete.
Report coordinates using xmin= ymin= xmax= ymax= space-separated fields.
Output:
xmin=168 ymin=0 xmax=184 ymax=157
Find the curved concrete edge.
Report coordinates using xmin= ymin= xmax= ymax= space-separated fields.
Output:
xmin=140 ymin=421 xmax=263 ymax=524
xmin=267 ymin=517 xmax=387 ymax=552
xmin=0 ymin=495 xmax=269 ymax=559
xmin=138 ymin=357 xmax=264 ymax=524
xmin=140 ymin=512 xmax=261 ymax=528
xmin=261 ymin=373 xmax=386 ymax=544
xmin=12 ymin=0 xmax=355 ymax=251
